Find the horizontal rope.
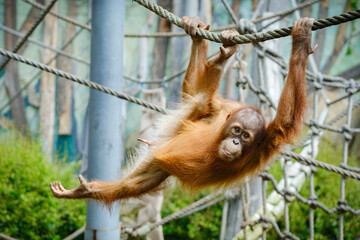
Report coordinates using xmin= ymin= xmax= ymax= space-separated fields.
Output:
xmin=127 ymin=0 xmax=320 ymax=38
xmin=0 ymin=24 xmax=89 ymax=65
xmin=280 ymin=150 xmax=360 ymax=181
xmin=0 ymin=233 xmax=17 ymax=240
xmin=0 ymin=0 xmax=57 ymax=72
xmin=24 ymin=0 xmax=319 ymax=39
xmin=23 ymin=0 xmax=91 ymax=31
xmin=127 ymin=191 xmax=223 ymax=236
xmin=155 ymin=191 xmax=222 ymax=228
xmin=0 ymin=21 xmax=182 ymax=86
xmin=0 ymin=22 xmax=90 ymax=114
xmin=0 ymin=47 xmax=168 ymax=114
xmin=261 ymin=172 xmax=360 ymax=215
xmin=133 ymin=0 xmax=360 ymax=44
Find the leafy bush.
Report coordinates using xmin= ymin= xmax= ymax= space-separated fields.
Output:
xmin=162 ymin=186 xmax=223 ymax=240
xmin=0 ymin=134 xmax=86 ymax=240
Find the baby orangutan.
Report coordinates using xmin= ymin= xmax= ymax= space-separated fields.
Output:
xmin=50 ymin=17 xmax=317 ymax=205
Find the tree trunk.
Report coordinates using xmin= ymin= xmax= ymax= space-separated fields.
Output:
xmin=301 ymin=0 xmax=311 ymax=17
xmin=150 ymin=0 xmax=172 ymax=88
xmin=323 ymin=0 xmax=351 ymax=74
xmin=57 ymin=1 xmax=76 ymax=135
xmin=4 ymin=0 xmax=29 ymax=136
xmin=313 ymin=0 xmax=328 ymax=66
xmin=252 ymin=0 xmax=258 ymax=12
xmin=39 ymin=0 xmax=58 ymax=158
xmin=18 ymin=0 xmax=45 ymax=54
xmin=231 ymin=0 xmax=241 ymax=19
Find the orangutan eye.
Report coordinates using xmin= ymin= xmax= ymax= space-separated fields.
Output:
xmin=242 ymin=132 xmax=250 ymax=140
xmin=233 ymin=126 xmax=241 ymax=134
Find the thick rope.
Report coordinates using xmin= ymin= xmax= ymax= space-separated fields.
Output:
xmin=127 ymin=191 xmax=223 ymax=237
xmin=0 ymin=0 xmax=58 ymax=72
xmin=232 ymin=9 xmax=360 ymax=44
xmin=0 ymin=24 xmax=89 ymax=65
xmin=0 ymin=233 xmax=17 ymax=240
xmin=0 ymin=48 xmax=168 ymax=114
xmin=0 ymin=21 xmax=90 ymax=114
xmin=23 ymin=0 xmax=319 ymax=39
xmin=280 ymin=150 xmax=360 ymax=181
xmin=155 ymin=191 xmax=222 ymax=227
xmin=132 ymin=0 xmax=360 ymax=44
xmin=199 ymin=0 xmax=321 ymax=34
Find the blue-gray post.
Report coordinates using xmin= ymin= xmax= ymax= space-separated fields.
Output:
xmin=86 ymin=0 xmax=124 ymax=239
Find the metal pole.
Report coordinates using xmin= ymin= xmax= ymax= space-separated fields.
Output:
xmin=85 ymin=0 xmax=124 ymax=239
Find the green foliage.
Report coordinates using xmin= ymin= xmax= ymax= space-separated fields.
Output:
xmin=0 ymin=134 xmax=86 ymax=240
xmin=267 ymin=141 xmax=360 ymax=239
xmin=346 ymin=45 xmax=353 ymax=56
xmin=162 ymin=186 xmax=223 ymax=240
xmin=350 ymin=0 xmax=358 ymax=10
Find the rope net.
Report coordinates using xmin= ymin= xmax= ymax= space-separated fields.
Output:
xmin=121 ymin=1 xmax=360 ymax=240
xmin=0 ymin=0 xmax=359 ymax=240
xmin=231 ymin=45 xmax=360 ymax=239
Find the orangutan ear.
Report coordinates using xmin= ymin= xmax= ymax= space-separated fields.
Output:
xmin=226 ymin=112 xmax=231 ymax=121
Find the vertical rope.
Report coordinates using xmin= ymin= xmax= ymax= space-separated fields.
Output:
xmin=283 ymin=158 xmax=290 ymax=235
xmin=257 ymin=51 xmax=267 ymax=112
xmin=220 ymin=0 xmax=239 ymax=24
xmin=241 ymin=182 xmax=250 ymax=240
xmin=261 ymin=170 xmax=268 ymax=240
xmin=309 ymin=76 xmax=321 ymax=240
xmin=339 ymin=88 xmax=353 ymax=240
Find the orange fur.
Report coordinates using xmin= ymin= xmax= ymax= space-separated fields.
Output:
xmin=50 ymin=17 xmax=314 ymax=205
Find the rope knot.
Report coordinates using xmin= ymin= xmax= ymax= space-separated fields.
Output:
xmin=236 ymin=19 xmax=257 ymax=34
xmin=346 ymin=79 xmax=358 ymax=94
xmin=311 ymin=165 xmax=318 ymax=173
xmin=339 ymin=163 xmax=349 ymax=172
xmin=282 ymin=189 xmax=293 ymax=202
xmin=280 ymin=67 xmax=288 ymax=78
xmin=236 ymin=76 xmax=248 ymax=89
xmin=308 ymin=196 xmax=318 ymax=208
xmin=225 ymin=188 xmax=241 ymax=200
xmin=261 ymin=222 xmax=270 ymax=230
xmin=161 ymin=77 xmax=168 ymax=88
xmin=341 ymin=125 xmax=352 ymax=141
xmin=309 ymin=120 xmax=320 ymax=136
xmin=337 ymin=199 xmax=348 ymax=213
xmin=313 ymin=72 xmax=323 ymax=90
xmin=258 ymin=93 xmax=267 ymax=104
xmin=260 ymin=172 xmax=271 ymax=181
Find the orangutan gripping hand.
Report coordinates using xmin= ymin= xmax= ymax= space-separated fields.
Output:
xmin=50 ymin=17 xmax=316 ymax=205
